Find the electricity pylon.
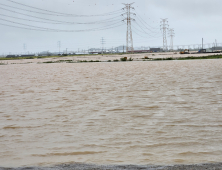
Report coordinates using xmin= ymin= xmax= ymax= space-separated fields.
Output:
xmin=168 ymin=28 xmax=175 ymax=51
xmin=160 ymin=18 xmax=169 ymax=51
xmin=122 ymin=3 xmax=135 ymax=53
xmin=23 ymin=43 xmax=27 ymax=51
xmin=57 ymin=41 xmax=61 ymax=54
xmin=57 ymin=41 xmax=61 ymax=53
xmin=101 ymin=37 xmax=105 ymax=55
xmin=215 ymin=39 xmax=217 ymax=47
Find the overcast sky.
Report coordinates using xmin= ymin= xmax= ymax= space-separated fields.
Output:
xmin=0 ymin=0 xmax=221 ymax=54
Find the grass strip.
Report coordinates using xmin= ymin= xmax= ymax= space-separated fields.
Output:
xmin=153 ymin=55 xmax=222 ymax=61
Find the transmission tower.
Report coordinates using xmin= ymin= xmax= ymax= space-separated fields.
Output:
xmin=168 ymin=28 xmax=175 ymax=51
xmin=160 ymin=18 xmax=169 ymax=51
xmin=215 ymin=39 xmax=217 ymax=47
xmin=101 ymin=37 xmax=105 ymax=55
xmin=122 ymin=3 xmax=135 ymax=53
xmin=57 ymin=41 xmax=61 ymax=54
xmin=23 ymin=43 xmax=27 ymax=52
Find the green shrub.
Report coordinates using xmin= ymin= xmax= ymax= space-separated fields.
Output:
xmin=43 ymin=61 xmax=54 ymax=63
xmin=120 ymin=57 xmax=127 ymax=61
xmin=154 ymin=58 xmax=162 ymax=60
xmin=165 ymin=57 xmax=173 ymax=60
xmin=128 ymin=57 xmax=133 ymax=61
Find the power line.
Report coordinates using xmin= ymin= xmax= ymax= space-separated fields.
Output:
xmin=0 ymin=22 xmax=124 ymax=32
xmin=0 ymin=7 xmax=122 ymax=25
xmin=0 ymin=13 xmax=122 ymax=25
xmin=127 ymin=13 xmax=162 ymax=39
xmin=0 ymin=17 xmax=124 ymax=32
xmin=135 ymin=16 xmax=160 ymax=34
xmin=3 ymin=1 xmax=122 ymax=17
xmin=0 ymin=1 xmax=174 ymax=53
xmin=132 ymin=29 xmax=162 ymax=40
xmin=134 ymin=11 xmax=160 ymax=33
xmin=134 ymin=9 xmax=160 ymax=29
xmin=132 ymin=22 xmax=162 ymax=38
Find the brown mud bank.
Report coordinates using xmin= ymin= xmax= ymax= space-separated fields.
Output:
xmin=1 ymin=163 xmax=222 ymax=170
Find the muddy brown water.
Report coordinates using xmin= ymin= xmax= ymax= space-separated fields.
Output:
xmin=0 ymin=60 xmax=222 ymax=167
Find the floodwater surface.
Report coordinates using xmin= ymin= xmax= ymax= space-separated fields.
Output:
xmin=0 ymin=60 xmax=222 ymax=167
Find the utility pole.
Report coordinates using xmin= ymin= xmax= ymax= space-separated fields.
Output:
xmin=202 ymin=38 xmax=203 ymax=49
xmin=23 ymin=43 xmax=27 ymax=54
xmin=215 ymin=39 xmax=217 ymax=49
xmin=101 ymin=37 xmax=105 ymax=56
xmin=57 ymin=41 xmax=61 ymax=54
xmin=160 ymin=18 xmax=169 ymax=52
xmin=213 ymin=42 xmax=215 ymax=52
xmin=168 ymin=28 xmax=175 ymax=51
xmin=122 ymin=3 xmax=135 ymax=53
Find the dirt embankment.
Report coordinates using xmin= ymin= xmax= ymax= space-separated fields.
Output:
xmin=1 ymin=163 xmax=222 ymax=170
xmin=0 ymin=52 xmax=221 ymax=65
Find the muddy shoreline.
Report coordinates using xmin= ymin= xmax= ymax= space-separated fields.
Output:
xmin=1 ymin=52 xmax=222 ymax=65
xmin=1 ymin=163 xmax=222 ymax=170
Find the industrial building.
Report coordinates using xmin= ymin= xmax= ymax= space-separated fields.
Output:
xmin=150 ymin=48 xmax=163 ymax=52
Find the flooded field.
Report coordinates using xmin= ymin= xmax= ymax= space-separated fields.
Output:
xmin=0 ymin=59 xmax=222 ymax=167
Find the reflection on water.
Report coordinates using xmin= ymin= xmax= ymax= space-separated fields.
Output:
xmin=0 ymin=60 xmax=222 ymax=167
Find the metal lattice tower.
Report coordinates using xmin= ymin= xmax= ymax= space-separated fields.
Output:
xmin=23 ymin=43 xmax=27 ymax=52
xmin=57 ymin=41 xmax=61 ymax=54
xmin=101 ymin=37 xmax=105 ymax=55
xmin=122 ymin=3 xmax=135 ymax=53
xmin=160 ymin=18 xmax=169 ymax=51
xmin=168 ymin=28 xmax=175 ymax=51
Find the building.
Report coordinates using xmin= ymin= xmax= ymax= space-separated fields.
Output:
xmin=150 ymin=48 xmax=163 ymax=52
xmin=38 ymin=51 xmax=53 ymax=56
xmin=128 ymin=50 xmax=151 ymax=53
xmin=6 ymin=55 xmax=18 ymax=58
xmin=211 ymin=46 xmax=222 ymax=51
